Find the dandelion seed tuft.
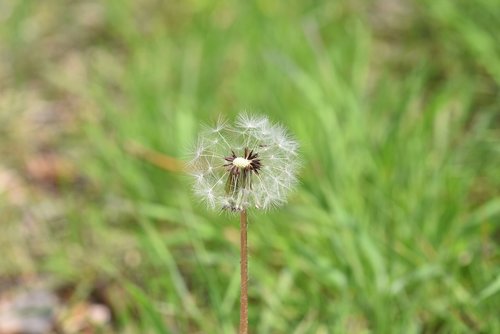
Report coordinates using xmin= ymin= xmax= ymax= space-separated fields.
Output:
xmin=189 ymin=113 xmax=299 ymax=211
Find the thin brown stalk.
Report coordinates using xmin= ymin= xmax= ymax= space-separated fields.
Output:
xmin=239 ymin=209 xmax=249 ymax=334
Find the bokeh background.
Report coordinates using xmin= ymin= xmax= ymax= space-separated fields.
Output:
xmin=1 ymin=0 xmax=499 ymax=333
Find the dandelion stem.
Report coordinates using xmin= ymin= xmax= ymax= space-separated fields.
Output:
xmin=239 ymin=209 xmax=249 ymax=334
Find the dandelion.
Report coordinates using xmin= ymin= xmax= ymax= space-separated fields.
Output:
xmin=189 ymin=113 xmax=299 ymax=334
xmin=189 ymin=113 xmax=299 ymax=212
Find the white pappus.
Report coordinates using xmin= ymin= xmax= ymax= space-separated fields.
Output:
xmin=189 ymin=113 xmax=300 ymax=211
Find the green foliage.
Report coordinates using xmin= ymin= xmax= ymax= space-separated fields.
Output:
xmin=1 ymin=0 xmax=499 ymax=332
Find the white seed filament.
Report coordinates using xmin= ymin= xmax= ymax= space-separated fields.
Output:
xmin=233 ymin=157 xmax=251 ymax=168
xmin=190 ymin=113 xmax=299 ymax=211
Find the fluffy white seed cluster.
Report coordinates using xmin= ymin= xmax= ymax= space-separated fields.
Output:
xmin=189 ymin=114 xmax=299 ymax=211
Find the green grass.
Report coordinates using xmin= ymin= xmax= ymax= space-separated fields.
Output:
xmin=1 ymin=0 xmax=500 ymax=333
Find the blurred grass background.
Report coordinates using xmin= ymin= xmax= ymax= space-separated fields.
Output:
xmin=1 ymin=0 xmax=500 ymax=333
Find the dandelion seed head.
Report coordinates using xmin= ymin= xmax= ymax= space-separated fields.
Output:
xmin=189 ymin=113 xmax=299 ymax=211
